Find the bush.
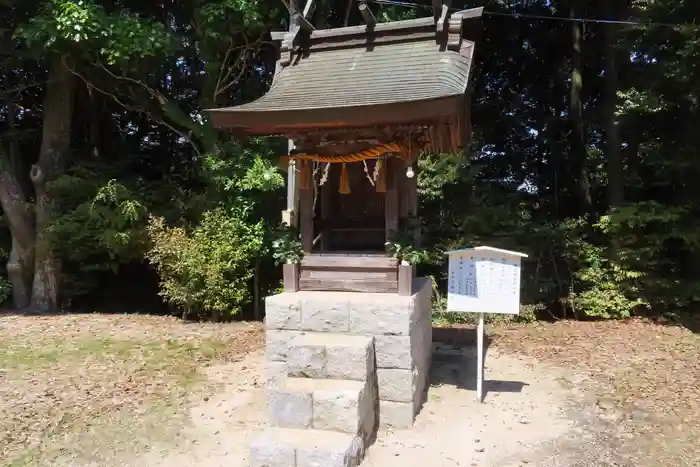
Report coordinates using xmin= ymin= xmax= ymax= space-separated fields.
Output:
xmin=48 ymin=170 xmax=150 ymax=302
xmin=145 ymin=206 xmax=264 ymax=320
xmin=0 ymin=277 xmax=12 ymax=305
xmin=567 ymin=242 xmax=647 ymax=319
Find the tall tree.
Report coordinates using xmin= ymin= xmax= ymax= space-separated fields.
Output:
xmin=568 ymin=4 xmax=593 ymax=218
xmin=602 ymin=0 xmax=624 ymax=208
xmin=29 ymin=55 xmax=76 ymax=312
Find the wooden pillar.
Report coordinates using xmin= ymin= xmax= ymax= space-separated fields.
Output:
xmin=404 ymin=151 xmax=420 ymax=245
xmin=406 ymin=170 xmax=418 ymax=219
xmin=398 ymin=264 xmax=415 ymax=296
xmin=281 ymin=0 xmax=301 ymax=294
xmin=320 ymin=164 xmax=330 ymax=251
xmin=397 ymin=154 xmax=418 ymax=296
xmin=399 ymin=157 xmax=419 ymax=219
xmin=300 ymin=161 xmax=314 ymax=253
xmin=283 ymin=263 xmax=300 ymax=292
xmin=384 ymin=158 xmax=399 ymax=243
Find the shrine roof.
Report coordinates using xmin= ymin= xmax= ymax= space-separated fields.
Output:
xmin=207 ymin=16 xmax=476 ymax=134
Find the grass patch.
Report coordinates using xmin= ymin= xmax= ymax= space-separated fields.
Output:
xmin=0 ymin=316 xmax=261 ymax=467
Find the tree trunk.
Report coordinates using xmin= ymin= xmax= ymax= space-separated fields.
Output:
xmin=603 ymin=0 xmax=624 ymax=208
xmin=0 ymin=92 xmax=36 ymax=308
xmin=30 ymin=54 xmax=76 ymax=313
xmin=0 ymin=166 xmax=35 ymax=308
xmin=569 ymin=6 xmax=593 ymax=218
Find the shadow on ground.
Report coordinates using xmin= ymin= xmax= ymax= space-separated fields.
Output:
xmin=430 ymin=326 xmax=528 ymax=401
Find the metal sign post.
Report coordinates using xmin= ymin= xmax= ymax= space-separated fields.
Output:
xmin=476 ymin=312 xmax=485 ymax=402
xmin=444 ymin=246 xmax=528 ymax=403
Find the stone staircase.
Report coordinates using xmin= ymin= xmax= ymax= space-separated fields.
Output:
xmin=251 ymin=284 xmax=433 ymax=467
xmin=251 ymin=333 xmax=377 ymax=467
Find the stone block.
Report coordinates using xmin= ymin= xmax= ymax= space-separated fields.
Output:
xmin=268 ymin=386 xmax=312 ymax=429
xmin=276 ymin=378 xmax=370 ymax=436
xmin=301 ymin=297 xmax=350 ymax=332
xmin=379 ymin=400 xmax=415 ymax=429
xmin=410 ymin=318 xmax=432 ymax=372
xmin=288 ymin=343 xmax=326 ymax=378
xmin=297 ymin=434 xmax=363 ymax=467
xmin=313 ymin=381 xmax=370 ymax=434
xmin=265 ymin=294 xmax=302 ymax=330
xmin=375 ymin=335 xmax=412 ymax=369
xmin=414 ymin=277 xmax=432 ymax=320
xmin=250 ymin=430 xmax=297 ymax=467
xmin=326 ymin=336 xmax=374 ymax=381
xmin=265 ymin=361 xmax=288 ymax=388
xmin=251 ymin=428 xmax=365 ymax=467
xmin=348 ymin=298 xmax=415 ymax=336
xmin=377 ymin=367 xmax=417 ymax=403
xmin=412 ymin=362 xmax=429 ymax=413
xmin=288 ymin=333 xmax=374 ymax=381
xmin=266 ymin=330 xmax=303 ymax=362
xmin=360 ymin=378 xmax=377 ymax=440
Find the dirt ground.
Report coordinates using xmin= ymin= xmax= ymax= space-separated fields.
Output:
xmin=1 ymin=314 xmax=699 ymax=467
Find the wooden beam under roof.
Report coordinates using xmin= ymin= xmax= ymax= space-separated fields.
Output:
xmin=358 ymin=1 xmax=376 ymax=28
xmin=311 ymin=16 xmax=434 ymax=40
xmin=271 ymin=31 xmax=286 ymax=42
xmin=454 ymin=7 xmax=484 ymax=19
xmin=302 ymin=0 xmax=316 ymax=18
xmin=290 ymin=0 xmax=315 ymax=32
xmin=432 ymin=0 xmax=442 ymax=20
xmin=436 ymin=0 xmax=451 ymax=32
xmin=272 ymin=0 xmax=317 ymax=64
xmin=272 ymin=4 xmax=483 ymax=44
xmin=293 ymin=12 xmax=314 ymax=32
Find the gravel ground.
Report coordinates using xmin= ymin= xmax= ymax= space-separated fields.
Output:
xmin=2 ymin=314 xmax=698 ymax=467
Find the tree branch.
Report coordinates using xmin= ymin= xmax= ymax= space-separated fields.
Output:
xmin=1 ymin=81 xmax=43 ymax=98
xmin=61 ymin=57 xmax=202 ymax=159
xmin=0 ymin=150 xmax=35 ymax=251
xmin=213 ymin=37 xmax=236 ymax=100
xmin=215 ymin=35 xmax=267 ymax=98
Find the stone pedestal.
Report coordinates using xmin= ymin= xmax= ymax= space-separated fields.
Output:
xmin=264 ymin=277 xmax=432 ymax=429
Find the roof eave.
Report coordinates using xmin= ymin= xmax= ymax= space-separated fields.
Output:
xmin=206 ymin=95 xmax=464 ymax=133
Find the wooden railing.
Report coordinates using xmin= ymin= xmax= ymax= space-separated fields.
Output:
xmin=282 ymin=252 xmax=415 ymax=295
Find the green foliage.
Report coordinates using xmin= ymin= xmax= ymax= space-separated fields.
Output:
xmin=197 ymin=0 xmax=267 ymax=33
xmin=428 ymin=274 xmax=539 ymax=326
xmin=0 ymin=277 xmax=12 ymax=306
xmin=239 ymin=154 xmax=286 ymax=192
xmin=8 ymin=0 xmax=700 ymax=324
xmin=432 ymin=306 xmax=539 ymax=327
xmin=567 ymin=242 xmax=647 ymax=319
xmin=145 ymin=206 xmax=265 ymax=319
xmin=48 ymin=169 xmax=150 ymax=299
xmin=597 ymin=203 xmax=700 ymax=308
xmin=385 ymin=220 xmax=429 ymax=265
xmin=271 ymin=224 xmax=303 ymax=265
xmin=417 ymin=151 xmax=467 ymax=202
xmin=616 ymin=89 xmax=666 ymax=116
xmin=202 ymin=141 xmax=285 ymax=194
xmin=376 ymin=3 xmax=418 ymax=23
xmin=16 ymin=0 xmax=171 ymax=63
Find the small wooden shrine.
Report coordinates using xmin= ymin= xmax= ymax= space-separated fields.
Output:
xmin=207 ymin=1 xmax=480 ymax=295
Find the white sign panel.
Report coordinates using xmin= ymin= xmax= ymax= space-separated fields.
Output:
xmin=446 ymin=246 xmax=527 ymax=315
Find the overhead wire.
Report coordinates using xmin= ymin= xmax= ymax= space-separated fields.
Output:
xmin=366 ymin=0 xmax=699 ymax=29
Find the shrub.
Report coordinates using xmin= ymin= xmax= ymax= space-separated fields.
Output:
xmin=145 ymin=206 xmax=264 ymax=320
xmin=48 ymin=170 xmax=150 ymax=301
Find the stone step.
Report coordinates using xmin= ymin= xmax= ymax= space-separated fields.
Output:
xmin=287 ymin=333 xmax=374 ymax=381
xmin=268 ymin=377 xmax=375 ymax=437
xmin=250 ymin=427 xmax=364 ymax=467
